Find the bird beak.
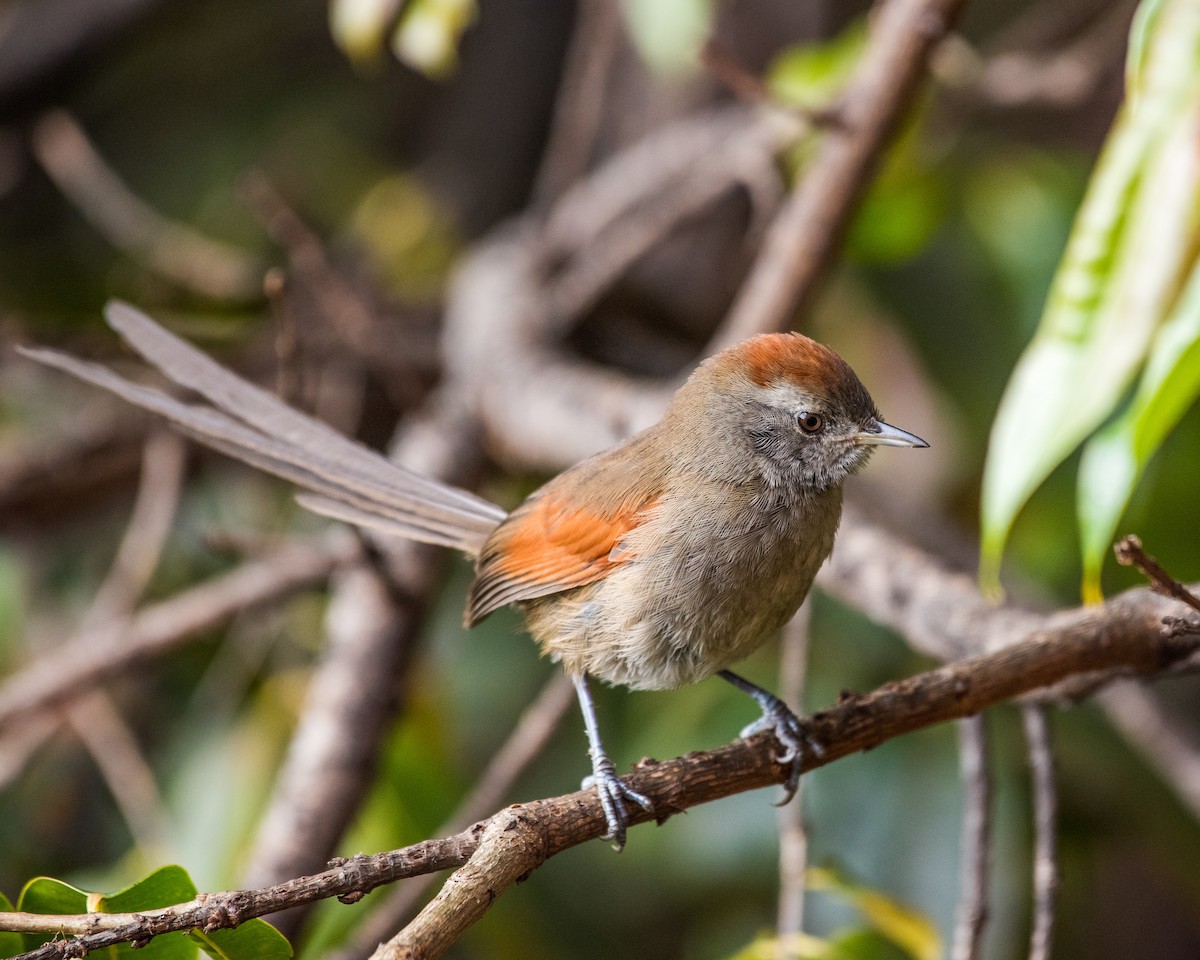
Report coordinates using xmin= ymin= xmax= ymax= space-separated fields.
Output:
xmin=855 ymin=419 xmax=929 ymax=448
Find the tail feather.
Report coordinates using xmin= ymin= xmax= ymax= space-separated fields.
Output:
xmin=18 ymin=304 xmax=507 ymax=556
xmin=104 ymin=300 xmax=503 ymax=523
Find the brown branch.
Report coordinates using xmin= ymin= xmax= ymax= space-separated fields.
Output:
xmin=1021 ymin=706 xmax=1058 ymax=960
xmin=712 ymin=0 xmax=967 ymax=350
xmin=950 ymin=715 xmax=991 ymax=960
xmin=3 ymin=598 xmax=1195 ymax=960
xmin=371 ymin=812 xmax=550 ymax=960
xmin=1115 ymin=534 xmax=1200 ymax=618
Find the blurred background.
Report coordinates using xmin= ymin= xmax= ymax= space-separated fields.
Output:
xmin=2 ymin=0 xmax=1200 ymax=957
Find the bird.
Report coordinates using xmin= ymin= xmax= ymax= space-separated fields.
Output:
xmin=21 ymin=301 xmax=928 ymax=849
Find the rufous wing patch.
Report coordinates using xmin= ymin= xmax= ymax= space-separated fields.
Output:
xmin=465 ymin=490 xmax=658 ymax=625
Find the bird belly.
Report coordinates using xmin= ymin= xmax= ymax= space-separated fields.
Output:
xmin=523 ymin=492 xmax=839 ymax=691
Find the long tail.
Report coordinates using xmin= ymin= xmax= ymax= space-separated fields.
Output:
xmin=18 ymin=301 xmax=507 ymax=556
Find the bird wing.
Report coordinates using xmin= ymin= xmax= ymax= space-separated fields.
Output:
xmin=465 ymin=484 xmax=662 ymax=626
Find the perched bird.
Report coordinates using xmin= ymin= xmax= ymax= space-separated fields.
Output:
xmin=22 ymin=302 xmax=928 ymax=848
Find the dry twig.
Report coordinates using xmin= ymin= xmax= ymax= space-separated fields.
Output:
xmin=950 ymin=715 xmax=991 ymax=960
xmin=775 ymin=603 xmax=812 ymax=954
xmin=1115 ymin=535 xmax=1200 ymax=618
xmin=1022 ymin=706 xmax=1058 ymax=960
xmin=30 ymin=110 xmax=262 ymax=302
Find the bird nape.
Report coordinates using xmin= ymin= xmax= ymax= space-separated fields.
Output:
xmin=19 ymin=301 xmax=928 ymax=849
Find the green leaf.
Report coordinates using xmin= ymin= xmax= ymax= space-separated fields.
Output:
xmin=807 ymin=867 xmax=941 ymax=960
xmin=390 ymin=0 xmax=477 ymax=78
xmin=728 ymin=931 xmax=831 ymax=960
xmin=15 ymin=868 xmax=208 ymax=960
xmin=1127 ymin=0 xmax=1174 ymax=95
xmin=620 ymin=0 xmax=715 ymax=77
xmin=0 ymin=892 xmax=25 ymax=959
xmin=1078 ymin=248 xmax=1200 ymax=598
xmin=825 ymin=929 xmax=914 ymax=960
xmin=189 ymin=920 xmax=292 ymax=960
xmin=16 ymin=877 xmax=88 ymax=916
xmin=97 ymin=867 xmax=199 ymax=960
xmin=767 ymin=20 xmax=868 ymax=110
xmin=103 ymin=865 xmax=199 ymax=911
xmin=978 ymin=0 xmax=1200 ymax=594
xmin=329 ymin=0 xmax=477 ymax=77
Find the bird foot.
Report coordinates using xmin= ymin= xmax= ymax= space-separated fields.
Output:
xmin=582 ymin=756 xmax=654 ymax=851
xmin=739 ymin=698 xmax=823 ymax=805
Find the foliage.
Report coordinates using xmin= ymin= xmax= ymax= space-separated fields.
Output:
xmin=979 ymin=0 xmax=1200 ymax=600
xmin=329 ymin=0 xmax=477 ymax=76
xmin=7 ymin=867 xmax=289 ymax=960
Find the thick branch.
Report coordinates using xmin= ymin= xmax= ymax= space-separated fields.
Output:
xmin=3 ymin=596 xmax=1193 ymax=960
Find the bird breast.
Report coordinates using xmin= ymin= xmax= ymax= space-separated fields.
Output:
xmin=522 ymin=482 xmax=843 ymax=691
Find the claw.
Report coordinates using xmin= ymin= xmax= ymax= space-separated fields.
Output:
xmin=572 ymin=673 xmax=655 ymax=850
xmin=583 ymin=761 xmax=655 ymax=850
xmin=720 ymin=669 xmax=822 ymax=804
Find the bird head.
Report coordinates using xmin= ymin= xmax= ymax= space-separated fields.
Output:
xmin=668 ymin=332 xmax=928 ymax=491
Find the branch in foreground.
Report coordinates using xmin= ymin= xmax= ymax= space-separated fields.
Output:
xmin=3 ymin=601 xmax=1194 ymax=960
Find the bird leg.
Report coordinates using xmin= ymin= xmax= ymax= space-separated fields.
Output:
xmin=572 ymin=673 xmax=654 ymax=850
xmin=718 ymin=669 xmax=822 ymax=803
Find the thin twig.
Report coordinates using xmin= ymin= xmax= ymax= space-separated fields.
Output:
xmin=701 ymin=39 xmax=771 ymax=105
xmin=1021 ymin=705 xmax=1058 ymax=960
xmin=87 ymin=429 xmax=188 ymax=620
xmin=776 ymin=603 xmax=812 ymax=956
xmin=239 ymin=172 xmax=435 ymax=395
xmin=0 ymin=535 xmax=359 ymax=730
xmin=1115 ymin=535 xmax=1200 ymax=617
xmin=68 ymin=696 xmax=173 ymax=856
xmin=950 ymin=714 xmax=991 ymax=960
xmin=65 ymin=429 xmax=188 ymax=854
xmin=30 ymin=110 xmax=262 ymax=302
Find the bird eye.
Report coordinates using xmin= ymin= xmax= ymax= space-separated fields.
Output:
xmin=797 ymin=412 xmax=824 ymax=434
